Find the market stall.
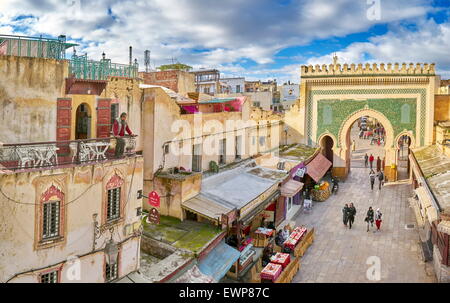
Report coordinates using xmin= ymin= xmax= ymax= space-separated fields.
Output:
xmin=251 ymin=227 xmax=274 ymax=248
xmin=258 ymin=254 xmax=301 ymax=283
xmin=305 ymin=153 xmax=332 ymax=202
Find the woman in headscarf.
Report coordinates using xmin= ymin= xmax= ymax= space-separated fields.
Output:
xmin=375 ymin=208 xmax=383 ymax=232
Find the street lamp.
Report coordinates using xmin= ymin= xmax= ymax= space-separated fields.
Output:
xmin=104 ymin=238 xmax=119 ymax=266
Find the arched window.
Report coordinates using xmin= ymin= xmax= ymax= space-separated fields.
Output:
xmin=323 ymin=105 xmax=332 ymax=125
xmin=40 ymin=185 xmax=65 ymax=241
xmin=401 ymin=104 xmax=410 ymax=124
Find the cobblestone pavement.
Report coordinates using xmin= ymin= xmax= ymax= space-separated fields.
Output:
xmin=292 ymin=122 xmax=435 ymax=283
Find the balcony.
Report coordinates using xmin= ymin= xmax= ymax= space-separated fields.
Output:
xmin=0 ymin=34 xmax=77 ymax=60
xmin=68 ymin=53 xmax=138 ymax=81
xmin=0 ymin=136 xmax=137 ymax=172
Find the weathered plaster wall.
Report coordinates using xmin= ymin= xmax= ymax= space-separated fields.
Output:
xmin=0 ymin=156 xmax=143 ymax=283
xmin=435 ymin=95 xmax=450 ymax=121
xmin=0 ymin=55 xmax=68 ymax=143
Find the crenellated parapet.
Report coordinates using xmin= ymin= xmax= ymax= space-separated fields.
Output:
xmin=301 ymin=62 xmax=436 ymax=77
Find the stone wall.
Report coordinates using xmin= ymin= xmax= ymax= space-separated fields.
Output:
xmin=0 ymin=55 xmax=68 ymax=143
xmin=433 ymin=244 xmax=450 ymax=283
xmin=139 ymin=70 xmax=195 ymax=95
xmin=141 ymin=234 xmax=176 ymax=259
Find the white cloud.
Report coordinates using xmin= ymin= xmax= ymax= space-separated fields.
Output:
xmin=306 ymin=18 xmax=450 ymax=77
xmin=0 ymin=0 xmax=442 ymax=80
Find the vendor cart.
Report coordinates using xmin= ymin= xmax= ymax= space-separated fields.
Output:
xmin=311 ymin=182 xmax=331 ymax=202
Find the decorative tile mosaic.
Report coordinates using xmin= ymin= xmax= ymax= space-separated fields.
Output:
xmin=316 ymin=98 xmax=417 ymax=147
xmin=306 ymin=88 xmax=427 ymax=146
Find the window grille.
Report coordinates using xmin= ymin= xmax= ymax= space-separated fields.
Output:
xmin=107 ymin=188 xmax=121 ymax=221
xmin=42 ymin=201 xmax=60 ymax=239
xmin=40 ymin=271 xmax=58 ymax=283
xmin=105 ymin=262 xmax=118 ymax=282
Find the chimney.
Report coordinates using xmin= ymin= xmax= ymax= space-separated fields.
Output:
xmin=129 ymin=46 xmax=132 ymax=66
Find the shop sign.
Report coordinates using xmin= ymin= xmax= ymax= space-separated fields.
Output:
xmin=147 ymin=208 xmax=160 ymax=224
xmin=295 ymin=166 xmax=307 ymax=178
xmin=148 ymin=191 xmax=160 ymax=207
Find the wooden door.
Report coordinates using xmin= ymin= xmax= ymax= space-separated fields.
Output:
xmin=97 ymin=98 xmax=112 ymax=138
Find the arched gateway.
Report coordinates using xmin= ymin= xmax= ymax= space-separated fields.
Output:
xmin=287 ymin=61 xmax=437 ymax=181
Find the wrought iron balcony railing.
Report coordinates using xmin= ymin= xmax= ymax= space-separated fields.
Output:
xmin=69 ymin=53 xmax=139 ymax=80
xmin=0 ymin=34 xmax=77 ymax=60
xmin=0 ymin=136 xmax=137 ymax=172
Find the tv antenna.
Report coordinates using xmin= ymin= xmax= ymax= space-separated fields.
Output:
xmin=144 ymin=50 xmax=151 ymax=72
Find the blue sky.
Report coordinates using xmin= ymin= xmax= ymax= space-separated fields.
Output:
xmin=1 ymin=0 xmax=450 ymax=82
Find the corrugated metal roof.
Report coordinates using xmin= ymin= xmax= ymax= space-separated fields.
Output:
xmin=182 ymin=194 xmax=232 ymax=221
xmin=197 ymin=241 xmax=240 ymax=281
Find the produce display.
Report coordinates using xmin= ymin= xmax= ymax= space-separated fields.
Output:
xmin=283 ymin=227 xmax=307 ymax=250
xmin=270 ymin=252 xmax=290 ymax=269
xmin=260 ymin=263 xmax=283 ymax=282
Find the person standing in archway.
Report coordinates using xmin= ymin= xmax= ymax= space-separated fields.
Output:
xmin=352 ymin=139 xmax=356 ymax=152
xmin=376 ymin=156 xmax=381 ymax=172
xmin=369 ymin=154 xmax=374 ymax=169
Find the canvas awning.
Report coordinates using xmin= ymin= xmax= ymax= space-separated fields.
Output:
xmin=280 ymin=179 xmax=304 ymax=197
xmin=198 ymin=241 xmax=241 ymax=282
xmin=306 ymin=153 xmax=332 ymax=182
xmin=182 ymin=194 xmax=231 ymax=222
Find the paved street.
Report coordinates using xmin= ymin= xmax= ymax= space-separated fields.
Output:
xmin=292 ymin=121 xmax=435 ymax=283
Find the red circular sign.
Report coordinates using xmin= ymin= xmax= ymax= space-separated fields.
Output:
xmin=148 ymin=191 xmax=160 ymax=207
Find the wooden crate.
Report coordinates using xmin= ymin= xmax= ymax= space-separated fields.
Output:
xmin=251 ymin=232 xmax=270 ymax=248
xmin=293 ymin=228 xmax=315 ymax=257
xmin=274 ymin=256 xmax=301 ymax=283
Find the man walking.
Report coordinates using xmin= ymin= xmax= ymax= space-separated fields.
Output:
xmin=112 ymin=112 xmax=133 ymax=157
xmin=369 ymin=154 xmax=374 ymax=169
xmin=375 ymin=208 xmax=383 ymax=232
xmin=377 ymin=170 xmax=384 ymax=190
xmin=369 ymin=169 xmax=376 ymax=190
xmin=364 ymin=153 xmax=369 ymax=168
xmin=342 ymin=204 xmax=349 ymax=227
xmin=348 ymin=203 xmax=356 ymax=229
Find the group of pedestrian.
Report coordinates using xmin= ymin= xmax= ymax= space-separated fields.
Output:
xmin=364 ymin=207 xmax=383 ymax=232
xmin=342 ymin=203 xmax=357 ymax=229
xmin=343 ymin=204 xmax=383 ymax=232
xmin=369 ymin=169 xmax=384 ymax=190
xmin=364 ymin=153 xmax=385 ymax=190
